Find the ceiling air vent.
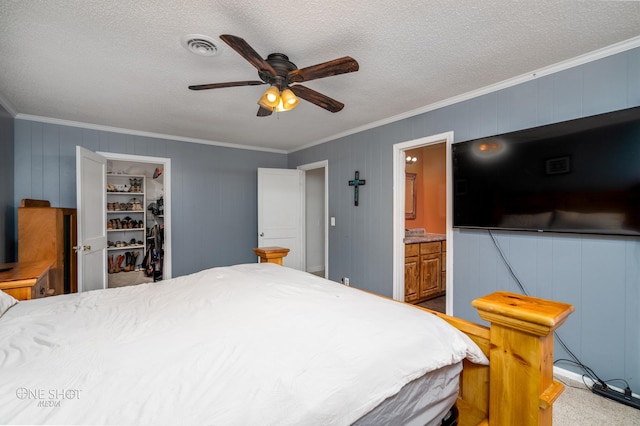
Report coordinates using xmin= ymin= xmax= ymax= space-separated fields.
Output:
xmin=181 ymin=34 xmax=220 ymax=57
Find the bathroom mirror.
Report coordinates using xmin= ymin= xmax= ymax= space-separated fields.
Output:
xmin=405 ymin=173 xmax=416 ymax=220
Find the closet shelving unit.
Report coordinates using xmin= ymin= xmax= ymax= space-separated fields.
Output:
xmin=106 ymin=174 xmax=146 ymax=275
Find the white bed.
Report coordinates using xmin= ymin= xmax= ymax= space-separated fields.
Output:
xmin=0 ymin=263 xmax=487 ymax=425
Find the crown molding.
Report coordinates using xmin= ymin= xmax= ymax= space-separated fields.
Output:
xmin=0 ymin=93 xmax=18 ymax=117
xmin=14 ymin=114 xmax=287 ymax=154
xmin=13 ymin=113 xmax=288 ymax=154
xmin=7 ymin=36 xmax=640 ymax=155
xmin=291 ymin=35 xmax=640 ymax=153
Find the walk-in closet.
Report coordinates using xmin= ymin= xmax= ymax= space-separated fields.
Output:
xmin=106 ymin=159 xmax=167 ymax=288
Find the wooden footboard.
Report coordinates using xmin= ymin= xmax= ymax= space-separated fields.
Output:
xmin=418 ymin=292 xmax=573 ymax=426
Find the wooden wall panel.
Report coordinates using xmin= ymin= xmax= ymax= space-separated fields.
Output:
xmin=13 ymin=121 xmax=287 ymax=278
xmin=583 ymin=52 xmax=629 ymax=116
xmin=550 ymin=66 xmax=584 ymax=122
xmin=0 ymin=103 xmax=15 ymax=263
xmin=42 ymin=125 xmax=60 ymax=206
xmin=289 ymin=46 xmax=640 ymax=390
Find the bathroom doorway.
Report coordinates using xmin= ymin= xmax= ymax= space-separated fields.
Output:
xmin=392 ymin=131 xmax=454 ymax=314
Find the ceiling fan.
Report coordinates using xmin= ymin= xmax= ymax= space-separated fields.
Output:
xmin=188 ymin=34 xmax=359 ymax=116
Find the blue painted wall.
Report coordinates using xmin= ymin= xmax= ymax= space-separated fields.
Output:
xmin=289 ymin=47 xmax=640 ymax=390
xmin=0 ymin=103 xmax=15 ymax=263
xmin=13 ymin=122 xmax=287 ymax=276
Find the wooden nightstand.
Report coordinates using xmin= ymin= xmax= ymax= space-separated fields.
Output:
xmin=0 ymin=260 xmax=53 ymax=300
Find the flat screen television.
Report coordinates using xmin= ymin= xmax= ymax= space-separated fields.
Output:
xmin=452 ymin=106 xmax=640 ymax=236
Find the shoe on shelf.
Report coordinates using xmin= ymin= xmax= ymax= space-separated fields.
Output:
xmin=123 ymin=252 xmax=130 ymax=272
xmin=130 ymin=198 xmax=142 ymax=211
xmin=132 ymin=251 xmax=139 ymax=271
xmin=115 ymin=254 xmax=124 ymax=273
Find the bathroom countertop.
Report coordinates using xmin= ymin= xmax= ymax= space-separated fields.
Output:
xmin=404 ymin=233 xmax=446 ymax=244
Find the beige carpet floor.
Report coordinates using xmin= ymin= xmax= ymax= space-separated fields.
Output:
xmin=554 ymin=377 xmax=640 ymax=425
xmin=108 ymin=270 xmax=153 ymax=288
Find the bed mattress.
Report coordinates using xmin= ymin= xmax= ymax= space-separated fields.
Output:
xmin=355 ymin=362 xmax=462 ymax=426
xmin=0 ymin=263 xmax=486 ymax=425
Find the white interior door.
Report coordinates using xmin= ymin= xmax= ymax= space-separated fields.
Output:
xmin=76 ymin=146 xmax=107 ymax=292
xmin=257 ymin=168 xmax=304 ymax=270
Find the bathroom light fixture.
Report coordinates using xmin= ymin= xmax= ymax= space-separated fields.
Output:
xmin=405 ymin=156 xmax=418 ymax=163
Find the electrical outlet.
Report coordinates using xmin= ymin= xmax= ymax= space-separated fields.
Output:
xmin=342 ymin=277 xmax=349 ymax=286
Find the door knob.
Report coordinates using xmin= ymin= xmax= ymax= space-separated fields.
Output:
xmin=73 ymin=245 xmax=91 ymax=252
xmin=259 ymin=232 xmax=264 ymax=237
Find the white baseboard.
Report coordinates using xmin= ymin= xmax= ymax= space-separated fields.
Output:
xmin=554 ymin=366 xmax=640 ymax=399
xmin=306 ymin=265 xmax=324 ymax=274
xmin=553 ymin=365 xmax=592 ymax=387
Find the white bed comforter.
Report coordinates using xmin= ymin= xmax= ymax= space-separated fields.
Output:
xmin=0 ymin=263 xmax=487 ymax=425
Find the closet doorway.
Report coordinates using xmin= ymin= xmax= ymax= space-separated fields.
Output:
xmin=76 ymin=150 xmax=171 ymax=291
xmin=102 ymin=153 xmax=171 ymax=288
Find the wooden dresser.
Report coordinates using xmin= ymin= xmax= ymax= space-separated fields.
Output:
xmin=18 ymin=199 xmax=77 ymax=295
xmin=0 ymin=260 xmax=53 ymax=300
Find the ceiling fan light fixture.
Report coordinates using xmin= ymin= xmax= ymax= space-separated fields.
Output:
xmin=280 ymin=88 xmax=299 ymax=110
xmin=258 ymin=85 xmax=280 ymax=109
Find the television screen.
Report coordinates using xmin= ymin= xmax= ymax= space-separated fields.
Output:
xmin=452 ymin=106 xmax=640 ymax=236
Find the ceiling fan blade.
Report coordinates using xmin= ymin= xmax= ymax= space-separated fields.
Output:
xmin=290 ymin=85 xmax=344 ymax=113
xmin=219 ymin=34 xmax=278 ymax=78
xmin=288 ymin=57 xmax=359 ymax=83
xmin=257 ymin=106 xmax=273 ymax=117
xmin=188 ymin=81 xmax=265 ymax=90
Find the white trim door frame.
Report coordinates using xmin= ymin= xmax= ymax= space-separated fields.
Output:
xmin=298 ymin=160 xmax=329 ymax=278
xmin=392 ymin=131 xmax=454 ymax=314
xmin=97 ymin=152 xmax=172 ymax=280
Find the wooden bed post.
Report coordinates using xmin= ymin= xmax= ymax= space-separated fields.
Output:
xmin=253 ymin=247 xmax=290 ymax=265
xmin=471 ymin=291 xmax=574 ymax=426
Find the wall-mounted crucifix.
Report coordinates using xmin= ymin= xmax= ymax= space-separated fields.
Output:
xmin=348 ymin=171 xmax=366 ymax=206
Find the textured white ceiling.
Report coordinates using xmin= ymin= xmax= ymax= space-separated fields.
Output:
xmin=1 ymin=1 xmax=639 ymax=152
